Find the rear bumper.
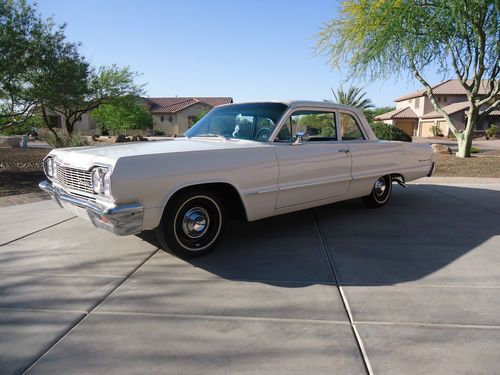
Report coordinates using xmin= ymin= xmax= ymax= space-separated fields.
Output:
xmin=427 ymin=162 xmax=435 ymax=177
xmin=39 ymin=180 xmax=144 ymax=236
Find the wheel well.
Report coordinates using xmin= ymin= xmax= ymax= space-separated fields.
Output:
xmin=390 ymin=173 xmax=405 ymax=183
xmin=166 ymin=183 xmax=247 ymax=221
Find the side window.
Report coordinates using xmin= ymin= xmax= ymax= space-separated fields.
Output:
xmin=276 ymin=111 xmax=337 ymax=142
xmin=275 ymin=117 xmax=293 ymax=142
xmin=340 ymin=113 xmax=365 ymax=141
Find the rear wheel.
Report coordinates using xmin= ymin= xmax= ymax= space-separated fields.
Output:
xmin=362 ymin=175 xmax=392 ymax=208
xmin=155 ymin=190 xmax=224 ymax=258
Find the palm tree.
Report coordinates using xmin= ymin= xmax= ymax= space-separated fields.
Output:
xmin=331 ymin=85 xmax=374 ymax=111
xmin=331 ymin=85 xmax=375 ymax=122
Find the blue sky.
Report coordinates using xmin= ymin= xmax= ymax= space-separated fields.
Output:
xmin=36 ymin=0 xmax=448 ymax=107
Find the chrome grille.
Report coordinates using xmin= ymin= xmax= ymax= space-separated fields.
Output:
xmin=56 ymin=165 xmax=94 ymax=194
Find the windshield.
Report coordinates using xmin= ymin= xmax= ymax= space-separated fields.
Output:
xmin=185 ymin=103 xmax=288 ymax=142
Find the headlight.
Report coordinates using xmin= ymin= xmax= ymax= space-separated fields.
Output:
xmin=44 ymin=157 xmax=56 ymax=178
xmin=91 ymin=167 xmax=112 ymax=197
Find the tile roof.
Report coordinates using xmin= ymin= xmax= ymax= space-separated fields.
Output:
xmin=421 ymin=101 xmax=470 ymax=119
xmin=143 ymin=97 xmax=233 ymax=113
xmin=375 ymin=107 xmax=418 ymax=120
xmin=395 ymin=80 xmax=493 ymax=102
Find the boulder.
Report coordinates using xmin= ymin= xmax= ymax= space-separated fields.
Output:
xmin=114 ymin=134 xmax=129 ymax=143
xmin=0 ymin=137 xmax=21 ymax=148
xmin=431 ymin=143 xmax=452 ymax=154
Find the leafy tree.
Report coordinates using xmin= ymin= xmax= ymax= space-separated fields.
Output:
xmin=317 ymin=0 xmax=499 ymax=157
xmin=371 ymin=122 xmax=412 ymax=142
xmin=41 ymin=64 xmax=144 ymax=135
xmin=192 ymin=109 xmax=209 ymax=125
xmin=0 ymin=0 xmax=65 ymax=131
xmin=365 ymin=106 xmax=396 ymax=124
xmin=91 ymin=96 xmax=153 ymax=134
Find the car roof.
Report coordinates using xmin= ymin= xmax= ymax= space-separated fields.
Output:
xmin=217 ymin=100 xmax=359 ymax=112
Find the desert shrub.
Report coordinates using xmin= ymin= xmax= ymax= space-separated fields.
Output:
xmin=486 ymin=125 xmax=498 ymax=138
xmin=470 ymin=146 xmax=480 ymax=153
xmin=431 ymin=125 xmax=443 ymax=136
xmin=44 ymin=133 xmax=90 ymax=148
xmin=371 ymin=122 xmax=412 ymax=142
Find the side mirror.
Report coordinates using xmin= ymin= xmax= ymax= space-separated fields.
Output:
xmin=292 ymin=131 xmax=309 ymax=146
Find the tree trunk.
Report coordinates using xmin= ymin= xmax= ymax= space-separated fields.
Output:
xmin=456 ymin=132 xmax=473 ymax=158
xmin=64 ymin=117 xmax=74 ymax=135
xmin=455 ymin=107 xmax=478 ymax=158
xmin=41 ymin=106 xmax=62 ymax=143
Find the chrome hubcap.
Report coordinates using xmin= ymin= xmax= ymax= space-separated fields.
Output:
xmin=374 ymin=178 xmax=387 ymax=197
xmin=182 ymin=207 xmax=209 ymax=238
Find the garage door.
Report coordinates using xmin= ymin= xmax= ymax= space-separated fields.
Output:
xmin=420 ymin=121 xmax=435 ymax=137
xmin=396 ymin=121 xmax=415 ymax=136
xmin=437 ymin=120 xmax=448 ymax=136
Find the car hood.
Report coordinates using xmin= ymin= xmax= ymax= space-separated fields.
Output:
xmin=48 ymin=138 xmax=269 ymax=170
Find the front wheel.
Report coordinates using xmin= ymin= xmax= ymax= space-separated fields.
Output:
xmin=362 ymin=175 xmax=392 ymax=208
xmin=155 ymin=190 xmax=224 ymax=258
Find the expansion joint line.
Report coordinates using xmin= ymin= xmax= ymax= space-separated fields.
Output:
xmin=312 ymin=209 xmax=374 ymax=375
xmin=21 ymin=248 xmax=161 ymax=374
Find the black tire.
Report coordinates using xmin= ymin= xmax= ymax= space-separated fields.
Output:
xmin=362 ymin=175 xmax=392 ymax=208
xmin=155 ymin=190 xmax=224 ymax=258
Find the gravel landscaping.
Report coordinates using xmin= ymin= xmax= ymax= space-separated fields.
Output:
xmin=0 ymin=148 xmax=50 ymax=197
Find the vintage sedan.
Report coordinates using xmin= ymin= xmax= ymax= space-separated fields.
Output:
xmin=40 ymin=101 xmax=434 ymax=258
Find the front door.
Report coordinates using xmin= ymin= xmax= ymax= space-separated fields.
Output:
xmin=273 ymin=110 xmax=352 ymax=208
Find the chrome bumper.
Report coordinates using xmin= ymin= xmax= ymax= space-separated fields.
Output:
xmin=427 ymin=162 xmax=435 ymax=177
xmin=39 ymin=180 xmax=144 ymax=236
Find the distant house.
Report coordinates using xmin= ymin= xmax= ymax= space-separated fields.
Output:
xmin=143 ymin=97 xmax=233 ymax=135
xmin=45 ymin=96 xmax=233 ymax=136
xmin=375 ymin=80 xmax=499 ymax=137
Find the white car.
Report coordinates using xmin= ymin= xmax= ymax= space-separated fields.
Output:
xmin=40 ymin=101 xmax=434 ymax=258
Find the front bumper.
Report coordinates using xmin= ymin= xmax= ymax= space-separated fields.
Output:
xmin=39 ymin=180 xmax=144 ymax=236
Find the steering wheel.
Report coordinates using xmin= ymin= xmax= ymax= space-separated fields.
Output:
xmin=255 ymin=127 xmax=273 ymax=141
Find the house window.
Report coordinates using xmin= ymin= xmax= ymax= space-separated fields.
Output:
xmin=160 ymin=115 xmax=164 ymax=122
xmin=415 ymin=97 xmax=420 ymax=109
xmin=442 ymin=96 xmax=447 ymax=103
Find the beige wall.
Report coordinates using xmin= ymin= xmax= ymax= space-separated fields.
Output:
xmin=396 ymin=97 xmax=426 ymax=117
xmin=153 ymin=103 xmax=212 ymax=135
xmin=396 ymin=94 xmax=468 ymax=117
xmin=73 ymin=113 xmax=97 ymax=135
xmin=153 ymin=113 xmax=178 ymax=135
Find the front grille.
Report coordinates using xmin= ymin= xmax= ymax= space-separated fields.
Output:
xmin=56 ymin=165 xmax=94 ymax=194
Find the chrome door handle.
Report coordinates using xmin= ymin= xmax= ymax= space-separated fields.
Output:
xmin=338 ymin=149 xmax=349 ymax=153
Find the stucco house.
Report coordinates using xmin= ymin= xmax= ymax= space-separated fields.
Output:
xmin=45 ymin=97 xmax=233 ymax=136
xmin=143 ymin=97 xmax=233 ymax=135
xmin=375 ymin=80 xmax=499 ymax=137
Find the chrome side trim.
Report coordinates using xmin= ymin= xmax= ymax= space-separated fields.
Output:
xmin=39 ymin=180 xmax=143 ymax=236
xmin=278 ymin=176 xmax=352 ymax=191
xmin=245 ymin=187 xmax=279 ymax=196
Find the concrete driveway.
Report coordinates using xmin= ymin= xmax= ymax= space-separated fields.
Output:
xmin=1 ymin=179 xmax=499 ymax=374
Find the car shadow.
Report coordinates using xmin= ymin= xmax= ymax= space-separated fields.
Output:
xmin=138 ymin=184 xmax=500 ymax=287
